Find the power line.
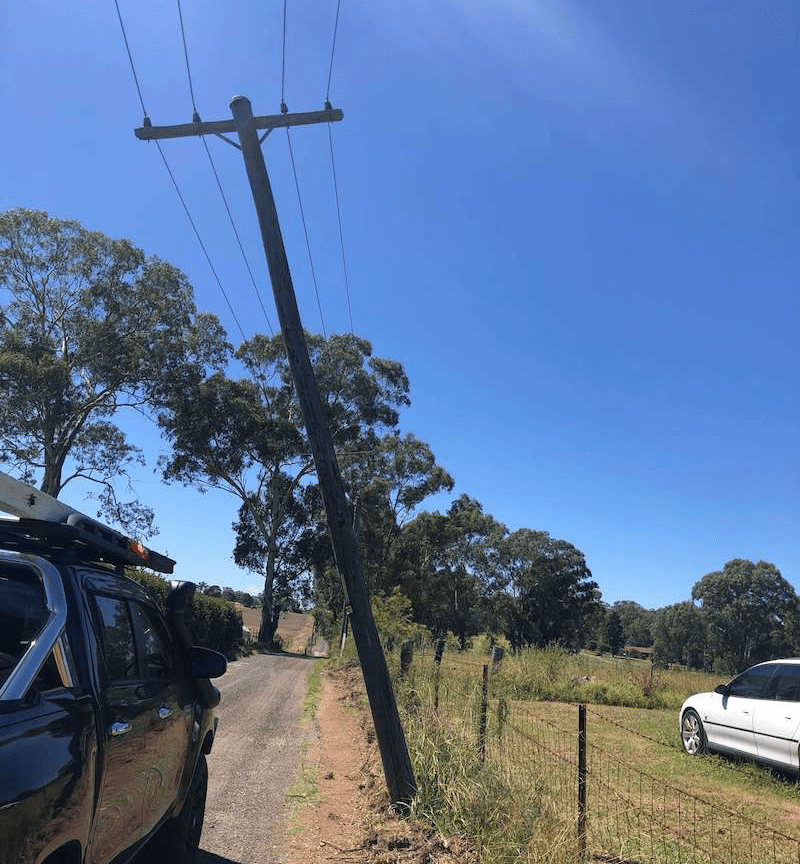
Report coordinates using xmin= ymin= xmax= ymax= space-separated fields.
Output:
xmin=325 ymin=0 xmax=343 ymax=104
xmin=327 ymin=124 xmax=354 ymax=333
xmin=176 ymin=0 xmax=199 ymax=117
xmin=278 ymin=1 xmax=327 ymax=336
xmin=113 ymin=0 xmax=247 ymax=343
xmin=175 ymin=0 xmax=275 ymax=339
xmin=154 ymin=141 xmax=248 ymax=344
xmin=286 ymin=129 xmax=327 ymax=337
xmin=199 ymin=137 xmax=276 ymax=337
xmin=280 ymin=0 xmax=288 ymax=113
xmin=113 ymin=0 xmax=149 ymax=123
xmin=322 ymin=0 xmax=354 ymax=332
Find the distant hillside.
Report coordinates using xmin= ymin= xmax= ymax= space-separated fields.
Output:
xmin=234 ymin=604 xmax=315 ymax=653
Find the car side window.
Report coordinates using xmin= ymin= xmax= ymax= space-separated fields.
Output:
xmin=94 ymin=595 xmax=138 ymax=681
xmin=130 ymin=601 xmax=176 ymax=680
xmin=0 ymin=564 xmax=50 ymax=688
xmin=771 ymin=665 xmax=800 ymax=702
xmin=727 ymin=665 xmax=777 ymax=699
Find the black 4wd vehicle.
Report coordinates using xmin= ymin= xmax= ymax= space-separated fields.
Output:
xmin=0 ymin=509 xmax=226 ymax=864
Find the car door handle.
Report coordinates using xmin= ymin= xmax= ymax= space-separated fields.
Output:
xmin=110 ymin=721 xmax=131 ymax=737
xmin=158 ymin=706 xmax=172 ymax=720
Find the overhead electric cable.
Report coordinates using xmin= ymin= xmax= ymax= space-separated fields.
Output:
xmin=199 ymin=137 xmax=276 ymax=337
xmin=280 ymin=0 xmax=288 ymax=113
xmin=325 ymin=0 xmax=343 ymax=104
xmin=176 ymin=0 xmax=198 ymax=116
xmin=175 ymin=0 xmax=276 ymax=338
xmin=322 ymin=0 xmax=354 ymax=332
xmin=286 ymin=129 xmax=327 ymax=337
xmin=154 ymin=141 xmax=248 ymax=343
xmin=113 ymin=0 xmax=247 ymax=343
xmin=327 ymin=125 xmax=354 ymax=333
xmin=113 ymin=0 xmax=149 ymax=123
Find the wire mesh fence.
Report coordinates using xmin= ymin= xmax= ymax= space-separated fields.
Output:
xmin=387 ymin=640 xmax=800 ymax=864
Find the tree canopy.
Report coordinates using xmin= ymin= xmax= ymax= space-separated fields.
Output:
xmin=502 ymin=528 xmax=600 ymax=651
xmin=158 ymin=332 xmax=418 ymax=645
xmin=0 ymin=208 xmax=226 ymax=535
xmin=692 ymin=559 xmax=799 ymax=674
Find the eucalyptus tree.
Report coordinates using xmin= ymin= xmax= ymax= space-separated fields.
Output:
xmin=692 ymin=559 xmax=799 ymax=673
xmin=307 ymin=432 xmax=454 ymax=631
xmin=651 ymin=601 xmax=707 ymax=669
xmin=399 ymin=495 xmax=508 ymax=646
xmin=501 ymin=528 xmax=600 ymax=651
xmin=0 ymin=208 xmax=227 ymax=535
xmin=158 ymin=331 xmax=412 ymax=645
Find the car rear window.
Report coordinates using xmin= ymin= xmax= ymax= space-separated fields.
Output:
xmin=770 ymin=664 xmax=800 ymax=702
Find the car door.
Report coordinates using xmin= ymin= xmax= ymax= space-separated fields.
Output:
xmin=128 ymin=598 xmax=193 ymax=835
xmin=753 ymin=663 xmax=800 ymax=772
xmin=88 ymin=593 xmax=160 ymax=864
xmin=702 ymin=664 xmax=777 ymax=758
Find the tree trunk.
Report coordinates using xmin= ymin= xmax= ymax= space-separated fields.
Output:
xmin=258 ymin=540 xmax=280 ymax=646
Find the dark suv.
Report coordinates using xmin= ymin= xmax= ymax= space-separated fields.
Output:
xmin=0 ymin=516 xmax=226 ymax=864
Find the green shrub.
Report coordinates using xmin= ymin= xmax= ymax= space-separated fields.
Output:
xmin=127 ymin=569 xmax=243 ymax=659
xmin=371 ymin=588 xmax=430 ymax=648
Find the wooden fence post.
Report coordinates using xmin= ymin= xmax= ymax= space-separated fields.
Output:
xmin=433 ymin=638 xmax=445 ymax=712
xmin=490 ymin=645 xmax=504 ymax=674
xmin=400 ymin=640 xmax=414 ymax=679
xmin=478 ymin=663 xmax=489 ymax=764
xmin=578 ymin=703 xmax=587 ymax=862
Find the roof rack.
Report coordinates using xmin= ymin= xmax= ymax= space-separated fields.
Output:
xmin=0 ymin=470 xmax=175 ymax=574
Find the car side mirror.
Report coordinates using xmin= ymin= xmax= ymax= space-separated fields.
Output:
xmin=714 ymin=683 xmax=729 ymax=696
xmin=189 ymin=646 xmax=227 ymax=679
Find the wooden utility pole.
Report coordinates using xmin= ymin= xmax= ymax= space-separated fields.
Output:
xmin=135 ymin=97 xmax=416 ymax=806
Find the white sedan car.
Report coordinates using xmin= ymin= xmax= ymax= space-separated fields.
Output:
xmin=680 ymin=659 xmax=800 ymax=774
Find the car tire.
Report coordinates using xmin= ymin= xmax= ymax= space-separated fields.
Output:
xmin=142 ymin=754 xmax=207 ymax=864
xmin=681 ymin=708 xmax=706 ymax=756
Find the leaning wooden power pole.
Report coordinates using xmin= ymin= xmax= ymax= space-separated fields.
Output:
xmin=135 ymin=96 xmax=416 ymax=806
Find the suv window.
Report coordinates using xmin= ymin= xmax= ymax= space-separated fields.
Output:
xmin=0 ymin=563 xmax=50 ymax=689
xmin=94 ymin=595 xmax=138 ymax=681
xmin=131 ymin=601 xmax=175 ymax=680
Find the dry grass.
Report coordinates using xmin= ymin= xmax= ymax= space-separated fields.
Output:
xmin=234 ymin=605 xmax=315 ymax=653
xmin=381 ymin=644 xmax=800 ymax=864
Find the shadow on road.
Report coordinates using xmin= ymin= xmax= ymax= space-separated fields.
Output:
xmin=197 ymin=850 xmax=248 ymax=864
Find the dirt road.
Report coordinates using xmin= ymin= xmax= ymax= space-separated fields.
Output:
xmin=197 ymin=652 xmax=317 ymax=864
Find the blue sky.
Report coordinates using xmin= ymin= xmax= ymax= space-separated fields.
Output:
xmin=1 ymin=1 xmax=797 ymax=608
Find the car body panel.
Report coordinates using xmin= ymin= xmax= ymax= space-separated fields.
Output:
xmin=680 ymin=659 xmax=800 ymax=775
xmin=0 ymin=548 xmax=223 ymax=864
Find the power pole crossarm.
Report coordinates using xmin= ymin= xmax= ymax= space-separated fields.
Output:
xmin=134 ymin=107 xmax=343 ymax=141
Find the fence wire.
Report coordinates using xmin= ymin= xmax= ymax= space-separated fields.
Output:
xmin=385 ymin=642 xmax=800 ymax=864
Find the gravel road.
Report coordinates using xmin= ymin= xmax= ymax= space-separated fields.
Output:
xmin=196 ymin=652 xmax=317 ymax=864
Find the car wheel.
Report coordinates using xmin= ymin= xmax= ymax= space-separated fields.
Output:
xmin=681 ymin=708 xmax=706 ymax=756
xmin=142 ymin=754 xmax=207 ymax=864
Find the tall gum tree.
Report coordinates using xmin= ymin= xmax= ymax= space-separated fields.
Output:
xmin=501 ymin=528 xmax=600 ymax=651
xmin=308 ymin=432 xmax=454 ymax=626
xmin=399 ymin=495 xmax=507 ymax=646
xmin=0 ymin=208 xmax=228 ymax=535
xmin=692 ymin=559 xmax=799 ymax=673
xmin=158 ymin=332 xmax=412 ymax=646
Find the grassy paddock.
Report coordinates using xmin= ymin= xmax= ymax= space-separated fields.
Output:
xmin=384 ymin=644 xmax=800 ymax=864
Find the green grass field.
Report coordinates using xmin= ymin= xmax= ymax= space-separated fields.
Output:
xmin=381 ymin=644 xmax=800 ymax=864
